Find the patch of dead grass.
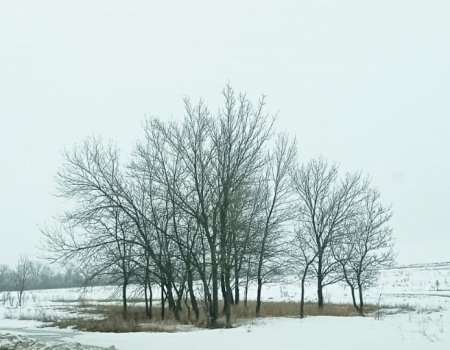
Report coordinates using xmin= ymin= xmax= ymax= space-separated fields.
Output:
xmin=35 ymin=299 xmax=396 ymax=332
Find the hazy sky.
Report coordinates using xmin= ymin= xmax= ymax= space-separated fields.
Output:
xmin=1 ymin=0 xmax=449 ymax=266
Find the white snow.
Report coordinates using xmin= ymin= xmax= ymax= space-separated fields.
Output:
xmin=1 ymin=262 xmax=450 ymax=350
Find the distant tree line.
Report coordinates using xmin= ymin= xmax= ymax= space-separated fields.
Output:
xmin=42 ymin=85 xmax=394 ymax=327
xmin=0 ymin=256 xmax=89 ymax=306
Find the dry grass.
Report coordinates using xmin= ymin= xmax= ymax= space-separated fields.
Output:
xmin=51 ymin=304 xmax=181 ymax=332
xmin=233 ymin=301 xmax=378 ymax=319
xmin=42 ymin=299 xmax=384 ymax=332
xmin=53 ymin=317 xmax=179 ymax=333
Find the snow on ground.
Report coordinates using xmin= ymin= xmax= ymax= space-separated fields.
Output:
xmin=71 ymin=315 xmax=450 ymax=350
xmin=2 ymin=314 xmax=449 ymax=350
xmin=0 ymin=262 xmax=450 ymax=350
xmin=0 ymin=332 xmax=113 ymax=350
xmin=0 ymin=285 xmax=144 ymax=322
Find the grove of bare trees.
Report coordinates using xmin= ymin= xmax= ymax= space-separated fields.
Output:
xmin=42 ymin=85 xmax=395 ymax=326
xmin=291 ymin=159 xmax=394 ymax=317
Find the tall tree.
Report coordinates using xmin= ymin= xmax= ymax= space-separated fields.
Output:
xmin=291 ymin=158 xmax=368 ymax=309
xmin=211 ymin=86 xmax=274 ymax=326
xmin=333 ymin=188 xmax=394 ymax=315
xmin=255 ymin=134 xmax=296 ymax=316
xmin=43 ymin=138 xmax=143 ymax=319
xmin=291 ymin=228 xmax=319 ymax=318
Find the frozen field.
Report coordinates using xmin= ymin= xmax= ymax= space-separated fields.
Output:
xmin=0 ymin=262 xmax=449 ymax=349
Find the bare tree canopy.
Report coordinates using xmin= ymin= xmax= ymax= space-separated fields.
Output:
xmin=291 ymin=158 xmax=371 ymax=309
xmin=332 ymin=188 xmax=394 ymax=315
xmin=41 ymin=86 xmax=395 ymax=326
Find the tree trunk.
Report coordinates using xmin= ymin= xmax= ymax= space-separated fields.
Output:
xmin=184 ymin=291 xmax=191 ymax=323
xmin=175 ymin=284 xmax=185 ymax=318
xmin=233 ymin=239 xmax=240 ymax=305
xmin=244 ymin=256 xmax=251 ymax=307
xmin=144 ymin=281 xmax=153 ymax=319
xmin=244 ymin=281 xmax=249 ymax=307
xmin=122 ymin=282 xmax=128 ymax=320
xmin=221 ymin=273 xmax=227 ymax=313
xmin=190 ymin=293 xmax=200 ymax=323
xmin=317 ymin=257 xmax=324 ymax=309
xmin=200 ymin=273 xmax=212 ymax=327
xmin=206 ymin=292 xmax=212 ymax=328
xmin=317 ymin=281 xmax=324 ymax=309
xmin=166 ymin=283 xmax=181 ymax=321
xmin=256 ymin=238 xmax=266 ymax=317
xmin=219 ymin=182 xmax=233 ymax=328
xmin=144 ymin=264 xmax=152 ymax=319
xmin=358 ymin=282 xmax=364 ymax=316
xmin=350 ymin=285 xmax=361 ymax=314
xmin=224 ymin=270 xmax=232 ymax=328
xmin=149 ymin=284 xmax=153 ymax=319
xmin=256 ymin=215 xmax=274 ymax=317
xmin=144 ymin=281 xmax=149 ymax=318
xmin=300 ymin=275 xmax=306 ymax=319
xmin=255 ymin=277 xmax=263 ymax=317
xmin=210 ymin=245 xmax=219 ymax=326
xmin=187 ymin=268 xmax=200 ymax=322
xmin=234 ymin=272 xmax=240 ymax=305
xmin=160 ymin=282 xmax=165 ymax=321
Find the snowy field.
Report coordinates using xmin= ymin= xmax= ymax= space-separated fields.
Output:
xmin=1 ymin=262 xmax=450 ymax=350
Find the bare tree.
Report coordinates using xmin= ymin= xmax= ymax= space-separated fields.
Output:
xmin=255 ymin=134 xmax=296 ymax=316
xmin=291 ymin=158 xmax=368 ymax=309
xmin=42 ymin=138 xmax=140 ymax=319
xmin=212 ymin=86 xmax=275 ymax=326
xmin=100 ymin=208 xmax=137 ymax=320
xmin=12 ymin=255 xmax=33 ymax=307
xmin=333 ymin=188 xmax=394 ymax=315
xmin=291 ymin=228 xmax=318 ymax=318
xmin=232 ymin=183 xmax=263 ymax=307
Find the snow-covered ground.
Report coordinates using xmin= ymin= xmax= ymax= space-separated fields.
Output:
xmin=1 ymin=262 xmax=449 ymax=350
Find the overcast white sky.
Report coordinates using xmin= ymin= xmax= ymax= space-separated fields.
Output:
xmin=1 ymin=0 xmax=449 ymax=266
